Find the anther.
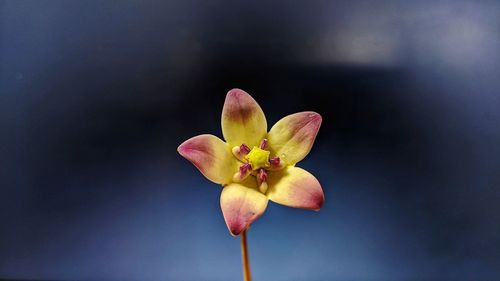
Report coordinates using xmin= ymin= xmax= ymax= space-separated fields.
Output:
xmin=240 ymin=144 xmax=251 ymax=154
xmin=258 ymin=168 xmax=267 ymax=183
xmin=269 ymin=156 xmax=283 ymax=170
xmin=259 ymin=139 xmax=268 ymax=150
xmin=233 ymin=163 xmax=251 ymax=182
xmin=257 ymin=168 xmax=268 ymax=193
xmin=232 ymin=144 xmax=251 ymax=162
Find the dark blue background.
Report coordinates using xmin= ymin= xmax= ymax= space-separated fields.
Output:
xmin=1 ymin=1 xmax=499 ymax=280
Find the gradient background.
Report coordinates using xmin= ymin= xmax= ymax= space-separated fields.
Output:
xmin=1 ymin=1 xmax=500 ymax=280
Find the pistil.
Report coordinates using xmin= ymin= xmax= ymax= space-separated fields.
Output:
xmin=245 ymin=146 xmax=270 ymax=170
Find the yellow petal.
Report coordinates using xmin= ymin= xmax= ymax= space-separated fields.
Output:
xmin=267 ymin=111 xmax=322 ymax=165
xmin=267 ymin=166 xmax=324 ymax=211
xmin=221 ymin=89 xmax=267 ymax=148
xmin=220 ymin=183 xmax=268 ymax=236
xmin=178 ymin=134 xmax=237 ymax=185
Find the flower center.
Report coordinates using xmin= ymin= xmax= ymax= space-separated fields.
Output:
xmin=231 ymin=138 xmax=284 ymax=193
xmin=245 ymin=146 xmax=270 ymax=170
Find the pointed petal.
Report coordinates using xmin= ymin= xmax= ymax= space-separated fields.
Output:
xmin=267 ymin=166 xmax=324 ymax=211
xmin=221 ymin=89 xmax=267 ymax=147
xmin=220 ymin=183 xmax=268 ymax=236
xmin=267 ymin=111 xmax=322 ymax=165
xmin=178 ymin=134 xmax=237 ymax=185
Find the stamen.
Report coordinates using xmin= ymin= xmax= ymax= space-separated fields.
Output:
xmin=232 ymin=144 xmax=251 ymax=162
xmin=258 ymin=168 xmax=267 ymax=183
xmin=240 ymin=144 xmax=251 ymax=154
xmin=257 ymin=169 xmax=268 ymax=193
xmin=259 ymin=139 xmax=268 ymax=150
xmin=233 ymin=163 xmax=251 ymax=182
xmin=241 ymin=163 xmax=252 ymax=173
xmin=269 ymin=156 xmax=283 ymax=170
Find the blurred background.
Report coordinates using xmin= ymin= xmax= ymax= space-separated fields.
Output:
xmin=1 ymin=1 xmax=500 ymax=280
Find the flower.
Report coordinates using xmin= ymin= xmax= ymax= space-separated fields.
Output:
xmin=178 ymin=89 xmax=324 ymax=236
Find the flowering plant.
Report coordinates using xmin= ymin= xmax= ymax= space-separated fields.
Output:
xmin=178 ymin=89 xmax=324 ymax=280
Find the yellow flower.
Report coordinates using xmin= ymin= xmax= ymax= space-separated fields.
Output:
xmin=178 ymin=89 xmax=324 ymax=236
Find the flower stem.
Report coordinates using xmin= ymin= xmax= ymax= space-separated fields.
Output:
xmin=240 ymin=229 xmax=252 ymax=281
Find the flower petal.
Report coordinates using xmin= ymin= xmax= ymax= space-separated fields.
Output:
xmin=178 ymin=134 xmax=237 ymax=185
xmin=267 ymin=166 xmax=324 ymax=211
xmin=220 ymin=183 xmax=268 ymax=236
xmin=267 ymin=111 xmax=322 ymax=165
xmin=221 ymin=89 xmax=267 ymax=147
